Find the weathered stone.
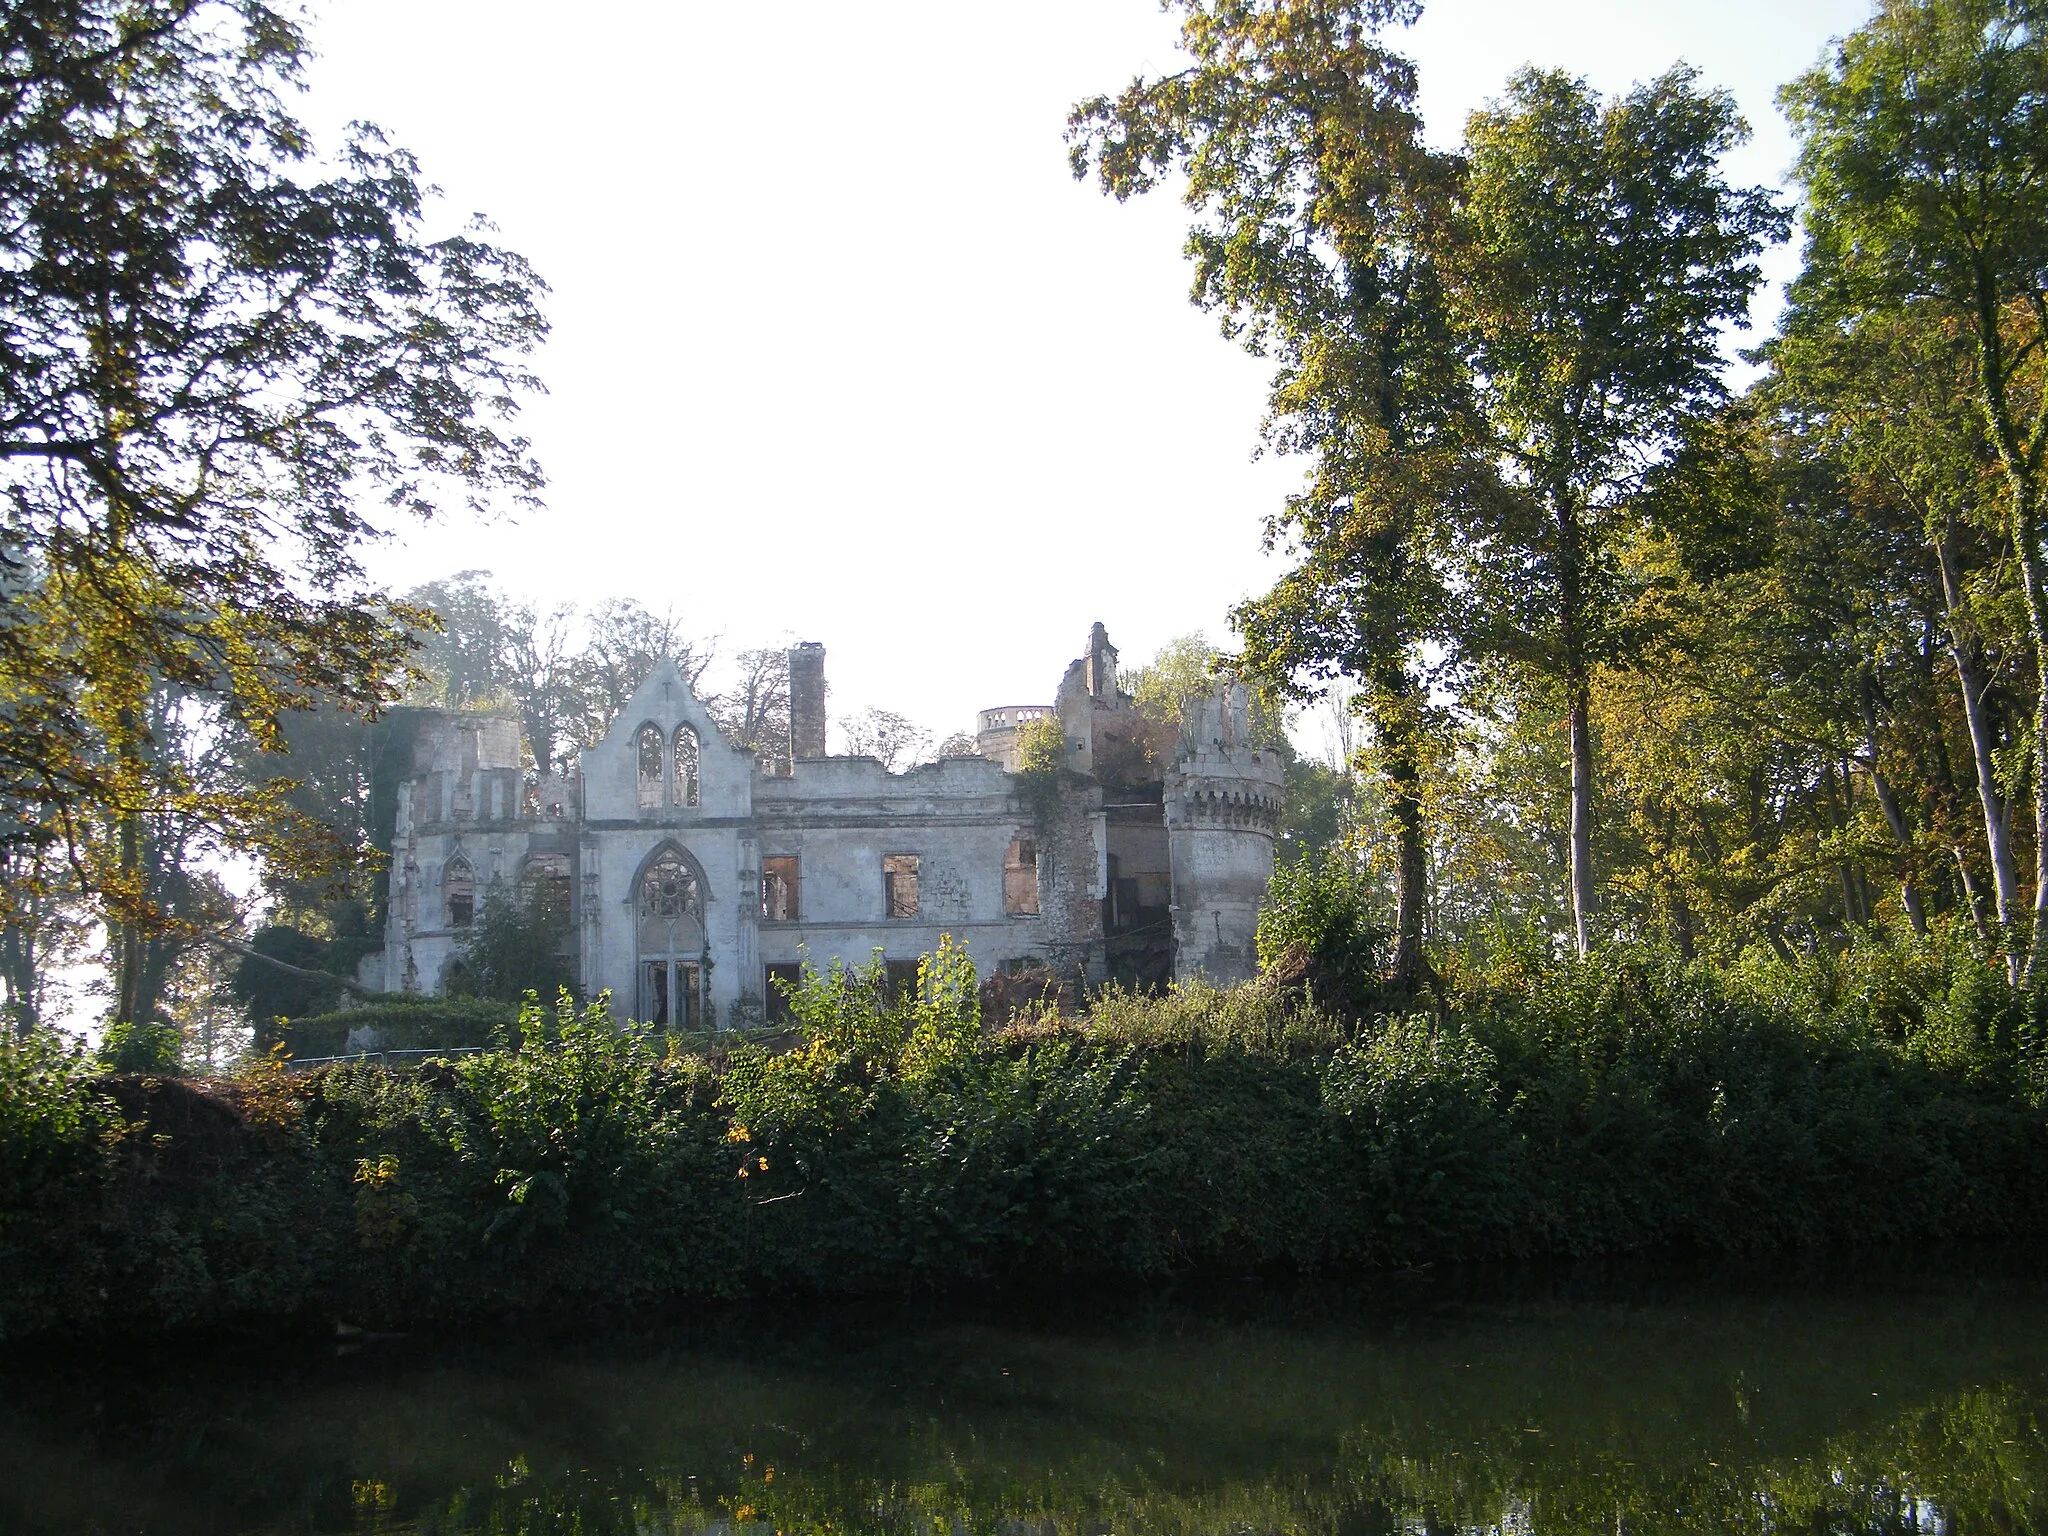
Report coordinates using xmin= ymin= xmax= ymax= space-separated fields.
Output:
xmin=363 ymin=624 xmax=1281 ymax=1022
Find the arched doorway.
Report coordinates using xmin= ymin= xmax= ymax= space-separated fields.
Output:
xmin=636 ymin=845 xmax=705 ymax=1028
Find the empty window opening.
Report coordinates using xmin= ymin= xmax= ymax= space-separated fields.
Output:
xmin=642 ymin=959 xmax=700 ymax=1029
xmin=673 ymin=725 xmax=700 ymax=807
xmin=637 ymin=723 xmax=664 ymax=809
xmin=884 ymin=958 xmax=920 ymax=998
xmin=762 ymin=856 xmax=799 ymax=922
xmin=1004 ymin=838 xmax=1039 ymax=916
xmin=522 ymin=854 xmax=572 ymax=923
xmin=445 ymin=857 xmax=475 ymax=929
xmin=637 ymin=848 xmax=703 ymax=1029
xmin=883 ymin=854 xmax=920 ymax=919
xmin=765 ymin=962 xmax=802 ymax=1023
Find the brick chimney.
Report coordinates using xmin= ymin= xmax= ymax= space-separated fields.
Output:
xmin=788 ymin=642 xmax=827 ymax=763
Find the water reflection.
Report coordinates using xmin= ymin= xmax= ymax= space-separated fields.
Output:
xmin=3 ymin=1268 xmax=2045 ymax=1534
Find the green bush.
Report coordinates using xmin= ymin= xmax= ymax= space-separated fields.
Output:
xmin=3 ymin=939 xmax=2047 ymax=1340
xmin=96 ymin=1019 xmax=183 ymax=1074
xmin=1255 ymin=850 xmax=1390 ymax=1016
xmin=230 ymin=921 xmax=383 ymax=1043
xmin=450 ymin=888 xmax=578 ymax=1004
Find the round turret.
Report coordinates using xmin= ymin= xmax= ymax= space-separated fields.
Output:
xmin=1163 ymin=683 xmax=1284 ymax=985
xmin=975 ymin=704 xmax=1053 ymax=771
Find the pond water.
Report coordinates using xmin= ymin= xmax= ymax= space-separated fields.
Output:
xmin=5 ymin=1263 xmax=2048 ymax=1534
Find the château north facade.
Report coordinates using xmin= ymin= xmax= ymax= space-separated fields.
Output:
xmin=363 ymin=625 xmax=1283 ymax=1026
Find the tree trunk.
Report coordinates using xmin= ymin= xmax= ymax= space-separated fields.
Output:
xmin=1866 ymin=773 xmax=1927 ymax=935
xmin=1567 ymin=666 xmax=1594 ymax=956
xmin=114 ymin=807 xmax=144 ymax=1029
xmin=2015 ymin=485 xmax=2048 ymax=982
xmin=1934 ymin=527 xmax=2020 ymax=945
xmin=1955 ymin=846 xmax=1995 ymax=946
xmin=1387 ymin=750 xmax=1427 ymax=991
xmin=1823 ymin=759 xmax=1861 ymax=927
xmin=1855 ymin=665 xmax=1926 ymax=935
xmin=0 ymin=888 xmax=38 ymax=1038
xmin=110 ymin=686 xmax=155 ymax=1030
xmin=1373 ymin=663 xmax=1428 ymax=991
xmin=1558 ymin=493 xmax=1595 ymax=957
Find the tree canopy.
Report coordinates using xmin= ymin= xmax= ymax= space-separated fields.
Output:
xmin=0 ymin=0 xmax=548 ymax=1025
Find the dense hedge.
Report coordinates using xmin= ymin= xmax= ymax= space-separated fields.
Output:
xmin=279 ymin=997 xmax=520 ymax=1060
xmin=3 ymin=937 xmax=2046 ymax=1340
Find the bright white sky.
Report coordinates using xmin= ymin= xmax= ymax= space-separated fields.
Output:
xmin=298 ymin=0 xmax=1874 ymax=749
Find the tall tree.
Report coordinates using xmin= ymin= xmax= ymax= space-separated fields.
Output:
xmin=1448 ymin=66 xmax=1786 ymax=952
xmin=1771 ymin=306 xmax=2026 ymax=954
xmin=500 ymin=596 xmax=581 ymax=777
xmin=401 ymin=572 xmax=514 ymax=709
xmin=575 ymin=598 xmax=714 ymax=742
xmin=0 ymin=0 xmax=547 ymax=1027
xmin=1069 ymin=0 xmax=1469 ymax=986
xmin=837 ymin=708 xmax=931 ymax=772
xmin=1783 ymin=0 xmax=2048 ymax=974
xmin=707 ymin=645 xmax=792 ymax=766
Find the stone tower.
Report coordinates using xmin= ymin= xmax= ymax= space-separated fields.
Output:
xmin=1164 ymin=681 xmax=1284 ymax=985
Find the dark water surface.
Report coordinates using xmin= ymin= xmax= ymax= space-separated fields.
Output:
xmin=6 ymin=1264 xmax=2048 ymax=1534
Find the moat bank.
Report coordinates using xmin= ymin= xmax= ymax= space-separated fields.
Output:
xmin=6 ymin=942 xmax=2048 ymax=1344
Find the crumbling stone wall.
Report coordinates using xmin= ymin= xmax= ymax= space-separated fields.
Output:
xmin=360 ymin=624 xmax=1279 ymax=1021
xmin=1034 ymin=774 xmax=1106 ymax=985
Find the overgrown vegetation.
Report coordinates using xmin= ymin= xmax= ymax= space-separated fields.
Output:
xmin=6 ymin=0 xmax=2048 ymax=1347
xmin=4 ymin=930 xmax=2044 ymax=1340
xmin=278 ymin=997 xmax=519 ymax=1061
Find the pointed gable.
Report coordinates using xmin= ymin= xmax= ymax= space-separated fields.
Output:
xmin=600 ymin=657 xmax=731 ymax=755
xmin=579 ymin=656 xmax=753 ymax=820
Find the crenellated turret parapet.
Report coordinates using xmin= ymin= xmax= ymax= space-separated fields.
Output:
xmin=1165 ymin=762 xmax=1284 ymax=834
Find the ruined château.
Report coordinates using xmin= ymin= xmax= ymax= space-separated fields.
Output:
xmin=364 ymin=625 xmax=1283 ymax=1026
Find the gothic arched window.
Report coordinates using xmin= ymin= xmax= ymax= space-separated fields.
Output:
xmin=673 ymin=725 xmax=700 ymax=807
xmin=639 ymin=849 xmax=701 ymax=919
xmin=444 ymin=857 xmax=475 ymax=928
xmin=636 ymin=847 xmax=703 ymax=1028
xmin=637 ymin=723 xmax=664 ymax=809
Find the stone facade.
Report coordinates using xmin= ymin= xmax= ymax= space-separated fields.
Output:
xmin=367 ymin=625 xmax=1282 ymax=1022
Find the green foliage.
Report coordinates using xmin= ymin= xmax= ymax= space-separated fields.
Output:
xmin=1013 ymin=714 xmax=1065 ymax=778
xmin=229 ymin=925 xmax=352 ymax=1032
xmin=1123 ymin=635 xmax=1287 ymax=750
xmin=1257 ymin=851 xmax=1391 ymax=1015
xmin=1783 ymin=0 xmax=2048 ymax=975
xmin=0 ymin=1030 xmax=105 ymax=1216
xmin=1276 ymin=757 xmax=1355 ymax=866
xmin=0 ymin=0 xmax=546 ymax=1033
xmin=720 ymin=938 xmax=984 ymax=1144
xmin=5 ymin=938 xmax=2048 ymax=1340
xmin=454 ymin=887 xmax=578 ymax=1005
xmin=1452 ymin=66 xmax=1790 ymax=952
xmin=1012 ymin=714 xmax=1068 ymax=829
xmin=96 ymin=1020 xmax=183 ymax=1075
xmin=903 ymin=936 xmax=984 ymax=1079
xmin=280 ymin=996 xmax=518 ymax=1060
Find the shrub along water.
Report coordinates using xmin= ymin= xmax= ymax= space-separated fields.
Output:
xmin=2 ymin=932 xmax=2046 ymax=1339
